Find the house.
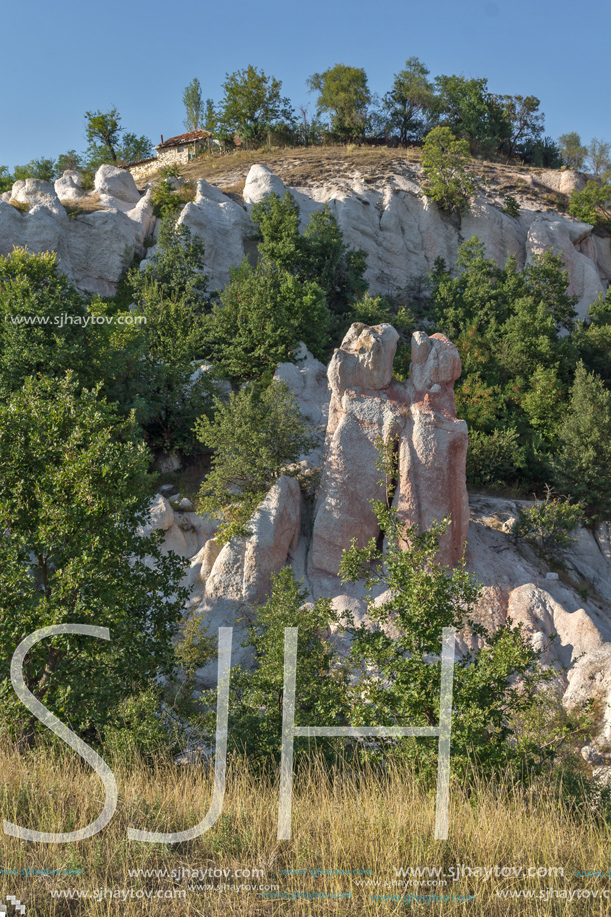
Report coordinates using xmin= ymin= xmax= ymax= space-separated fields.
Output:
xmin=156 ymin=129 xmax=213 ymax=165
xmin=124 ymin=129 xmax=213 ymax=183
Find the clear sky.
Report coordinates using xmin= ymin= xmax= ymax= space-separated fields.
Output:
xmin=1 ymin=0 xmax=609 ymax=170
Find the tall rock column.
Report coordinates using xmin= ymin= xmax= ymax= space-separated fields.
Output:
xmin=309 ymin=323 xmax=406 ymax=576
xmin=392 ymin=332 xmax=469 ymax=567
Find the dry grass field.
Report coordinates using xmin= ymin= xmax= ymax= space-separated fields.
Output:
xmin=1 ymin=740 xmax=610 ymax=915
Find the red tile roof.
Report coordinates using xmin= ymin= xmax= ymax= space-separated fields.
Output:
xmin=156 ymin=130 xmax=212 ymax=150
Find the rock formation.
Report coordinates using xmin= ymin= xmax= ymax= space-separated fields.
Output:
xmin=1 ymin=161 xmax=609 ymax=313
xmin=310 ymin=324 xmax=468 ymax=577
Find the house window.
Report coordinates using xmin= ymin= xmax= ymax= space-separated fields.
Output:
xmin=178 ymin=146 xmax=184 ymax=152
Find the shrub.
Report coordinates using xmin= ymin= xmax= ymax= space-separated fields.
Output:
xmin=568 ymin=175 xmax=611 ymax=229
xmin=421 ymin=126 xmax=478 ymax=215
xmin=502 ymin=194 xmax=520 ymax=217
xmin=339 ymin=444 xmax=555 ymax=778
xmin=466 ymin=428 xmax=524 ymax=489
xmin=196 ymin=380 xmax=317 ymax=543
xmin=511 ymin=485 xmax=583 ymax=558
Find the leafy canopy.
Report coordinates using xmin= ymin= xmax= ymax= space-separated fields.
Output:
xmin=0 ymin=374 xmax=188 ymax=743
xmin=196 ymin=380 xmax=316 ymax=543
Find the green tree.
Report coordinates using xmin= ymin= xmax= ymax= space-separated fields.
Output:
xmin=339 ymin=448 xmax=554 ymax=777
xmin=217 ymin=65 xmax=295 ymax=146
xmin=250 ymin=190 xmax=368 ymax=334
xmin=433 ymin=74 xmax=510 ymax=155
xmin=183 ymin=78 xmax=205 ymax=131
xmin=84 ymin=108 xmax=153 ymax=167
xmin=12 ymin=157 xmax=57 ymax=183
xmin=106 ymin=219 xmax=215 ymax=453
xmin=558 ymin=132 xmax=588 ymax=170
xmin=204 ymin=259 xmax=329 ymax=382
xmin=0 ymin=374 xmax=188 ymax=743
xmin=0 ymin=166 xmax=13 ymax=194
xmin=382 ymin=57 xmax=434 ymax=143
xmin=307 ymin=64 xmax=371 ymax=141
xmin=568 ymin=175 xmax=611 ymax=229
xmin=573 ymin=288 xmax=611 ymax=388
xmin=196 ymin=380 xmax=317 ymax=543
xmin=586 ymin=138 xmax=611 ymax=177
xmin=421 ymin=126 xmax=478 ymax=215
xmin=0 ymin=248 xmax=102 ymax=398
xmin=511 ymin=486 xmax=582 ymax=559
xmin=553 ymin=362 xmax=611 ymax=520
xmin=56 ymin=150 xmax=83 ymax=174
xmin=500 ymin=95 xmax=544 ymax=158
xmin=217 ymin=567 xmax=350 ymax=763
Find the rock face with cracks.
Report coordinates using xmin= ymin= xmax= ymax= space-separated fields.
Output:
xmin=310 ymin=324 xmax=468 ymax=577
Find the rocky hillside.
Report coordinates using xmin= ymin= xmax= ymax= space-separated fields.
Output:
xmin=1 ymin=152 xmax=609 ymax=318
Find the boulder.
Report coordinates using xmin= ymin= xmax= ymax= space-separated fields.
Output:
xmin=54 ymin=170 xmax=86 ymax=202
xmin=177 ymin=179 xmax=253 ymax=291
xmin=193 ymin=476 xmax=301 ymax=685
xmin=94 ymin=164 xmax=141 ymax=205
xmin=10 ymin=179 xmax=64 ymax=216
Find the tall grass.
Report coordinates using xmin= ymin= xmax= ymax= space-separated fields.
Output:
xmin=0 ymin=739 xmax=609 ymax=915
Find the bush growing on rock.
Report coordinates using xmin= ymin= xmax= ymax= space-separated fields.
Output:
xmin=196 ymin=380 xmax=317 ymax=544
xmin=339 ymin=451 xmax=556 ymax=778
xmin=511 ymin=486 xmax=583 ymax=558
xmin=421 ymin=126 xmax=478 ymax=215
xmin=204 ymin=259 xmax=329 ymax=382
xmin=568 ymin=174 xmax=611 ymax=229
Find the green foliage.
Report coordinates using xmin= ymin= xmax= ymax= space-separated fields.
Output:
xmin=196 ymin=380 xmax=316 ymax=543
xmin=217 ymin=65 xmax=295 ymax=146
xmin=103 ymin=687 xmax=178 ymax=766
xmin=129 ymin=219 xmax=210 ymax=314
xmin=0 ymin=166 xmax=12 ymax=194
xmin=502 ymin=194 xmax=520 ymax=217
xmin=586 ymin=138 xmax=611 ymax=177
xmin=511 ymin=486 xmax=582 ymax=558
xmin=552 ymin=362 xmax=611 ymax=520
xmin=520 ymin=135 xmax=563 ymax=168
xmin=250 ymin=190 xmax=368 ymax=340
xmin=466 ymin=428 xmax=524 ymax=488
xmin=381 ymin=57 xmax=434 ymax=143
xmin=205 ymin=259 xmax=329 ymax=382
xmin=500 ymin=95 xmax=544 ymax=158
xmin=104 ymin=220 xmax=215 ymax=453
xmin=339 ymin=446 xmax=554 ymax=777
xmin=568 ymin=175 xmax=611 ymax=229
xmin=183 ymin=77 xmax=205 ymax=132
xmin=12 ymin=157 xmax=57 ymax=183
xmin=0 ymin=374 xmax=188 ymax=743
xmin=433 ymin=74 xmax=510 ymax=156
xmin=217 ymin=568 xmax=350 ymax=763
xmin=421 ymin=126 xmax=478 ymax=215
xmin=150 ymin=178 xmax=185 ymax=219
xmin=572 ymin=288 xmax=611 ymax=388
xmin=432 ymin=238 xmax=579 ymax=489
xmin=558 ymin=131 xmax=588 ymax=170
xmin=56 ymin=150 xmax=83 ymax=174
xmin=307 ymin=64 xmax=371 ymax=141
xmin=84 ymin=107 xmax=153 ymax=167
xmin=0 ymin=248 xmax=102 ymax=398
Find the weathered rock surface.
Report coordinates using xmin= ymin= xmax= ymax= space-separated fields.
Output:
xmin=54 ymin=170 xmax=86 ymax=202
xmin=176 ymin=178 xmax=254 ymax=290
xmin=1 ymin=162 xmax=608 ymax=314
xmin=393 ymin=333 xmax=469 ymax=568
xmin=94 ymin=164 xmax=141 ymax=206
xmin=310 ymin=325 xmax=468 ymax=577
xmin=0 ymin=167 xmax=155 ymax=296
xmin=193 ymin=475 xmax=302 ymax=684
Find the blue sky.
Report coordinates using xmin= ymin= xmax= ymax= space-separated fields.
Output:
xmin=1 ymin=0 xmax=609 ymax=170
